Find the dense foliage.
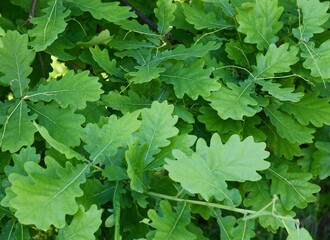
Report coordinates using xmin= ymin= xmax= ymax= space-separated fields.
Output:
xmin=0 ymin=0 xmax=330 ymax=239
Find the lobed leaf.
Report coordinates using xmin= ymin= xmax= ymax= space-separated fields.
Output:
xmin=29 ymin=0 xmax=70 ymax=51
xmin=312 ymin=142 xmax=330 ymax=180
xmin=0 ymin=31 xmax=35 ymax=97
xmin=154 ymin=0 xmax=176 ymax=35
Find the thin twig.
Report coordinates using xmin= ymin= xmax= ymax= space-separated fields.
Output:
xmin=23 ymin=0 xmax=38 ymax=26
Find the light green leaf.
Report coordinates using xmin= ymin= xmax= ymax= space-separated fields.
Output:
xmin=148 ymin=201 xmax=196 ymax=240
xmin=0 ymin=101 xmax=37 ymax=153
xmin=225 ymin=39 xmax=253 ymax=68
xmin=57 ymin=205 xmax=102 ymax=240
xmin=102 ymin=91 xmax=152 ymax=114
xmin=77 ymin=29 xmax=112 ymax=47
xmin=183 ymin=2 xmax=232 ymax=30
xmin=266 ymin=165 xmax=321 ymax=210
xmin=258 ymin=79 xmax=303 ymax=102
xmin=117 ymin=19 xmax=157 ymax=36
xmin=4 ymin=147 xmax=40 ymax=176
xmin=28 ymin=0 xmax=70 ymax=51
xmin=30 ymin=102 xmax=85 ymax=147
xmin=0 ymin=31 xmax=35 ymax=97
xmin=65 ymin=0 xmax=135 ymax=23
xmin=292 ymin=0 xmax=330 ymax=41
xmin=160 ymin=60 xmax=221 ymax=99
xmin=202 ymin=0 xmax=235 ymax=17
xmin=34 ymin=122 xmax=85 ymax=161
xmin=207 ymin=80 xmax=261 ymax=120
xmin=126 ymin=140 xmax=149 ymax=193
xmin=128 ymin=64 xmax=166 ymax=84
xmin=90 ymin=46 xmax=123 ymax=78
xmin=281 ymin=92 xmax=330 ymax=127
xmin=264 ymin=104 xmax=315 ymax=144
xmin=312 ymin=142 xmax=330 ymax=180
xmin=236 ymin=0 xmax=283 ymax=50
xmin=28 ymin=70 xmax=103 ymax=109
xmin=136 ymin=101 xmax=179 ymax=163
xmin=195 ymin=134 xmax=270 ymax=182
xmin=5 ymin=157 xmax=87 ymax=230
xmin=301 ymin=40 xmax=330 ymax=84
xmin=154 ymin=0 xmax=176 ymax=34
xmin=286 ymin=227 xmax=313 ymax=240
xmin=253 ymin=43 xmax=299 ymax=78
xmin=84 ymin=112 xmax=141 ymax=163
xmin=109 ymin=38 xmax=156 ymax=50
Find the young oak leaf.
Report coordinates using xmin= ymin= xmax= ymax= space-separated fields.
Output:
xmin=136 ymin=101 xmax=179 ymax=163
xmin=207 ymin=80 xmax=261 ymax=120
xmin=148 ymin=201 xmax=196 ymax=240
xmin=3 ymin=157 xmax=88 ymax=230
xmin=0 ymin=31 xmax=35 ymax=98
xmin=281 ymin=91 xmax=330 ymax=127
xmin=202 ymin=0 xmax=235 ymax=17
xmin=28 ymin=0 xmax=70 ymax=51
xmin=253 ymin=43 xmax=299 ymax=78
xmin=266 ymin=164 xmax=321 ymax=210
xmin=27 ymin=70 xmax=103 ymax=109
xmin=236 ymin=0 xmax=283 ymax=50
xmin=264 ymin=103 xmax=315 ymax=144
xmin=292 ymin=0 xmax=330 ymax=41
xmin=30 ymin=102 xmax=85 ymax=147
xmin=312 ymin=142 xmax=330 ymax=180
xmin=154 ymin=0 xmax=177 ymax=35
xmin=160 ymin=60 xmax=221 ymax=100
xmin=83 ymin=112 xmax=141 ymax=163
xmin=65 ymin=0 xmax=135 ymax=23
xmin=0 ymin=100 xmax=37 ymax=153
xmin=57 ymin=205 xmax=102 ymax=240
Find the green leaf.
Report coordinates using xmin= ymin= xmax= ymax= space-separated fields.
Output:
xmin=90 ymin=46 xmax=123 ymax=77
xmin=266 ymin=165 xmax=321 ymax=210
xmin=148 ymin=201 xmax=196 ymax=240
xmin=236 ymin=0 xmax=283 ymax=50
xmin=301 ymin=40 xmax=330 ymax=83
xmin=207 ymin=80 xmax=261 ymax=120
xmin=30 ymin=102 xmax=85 ymax=147
xmin=286 ymin=227 xmax=313 ymax=240
xmin=65 ymin=0 xmax=135 ymax=23
xmin=136 ymin=101 xmax=178 ymax=163
xmin=56 ymin=205 xmax=102 ymax=240
xmin=28 ymin=0 xmax=70 ymax=51
xmin=0 ymin=31 xmax=35 ymax=97
xmin=264 ymin=104 xmax=315 ymax=144
xmin=128 ymin=64 xmax=166 ymax=84
xmin=126 ymin=140 xmax=149 ymax=193
xmin=160 ymin=60 xmax=221 ymax=100
xmin=183 ymin=2 xmax=232 ymax=30
xmin=258 ymin=80 xmax=303 ymax=102
xmin=77 ymin=30 xmax=112 ymax=47
xmin=102 ymin=91 xmax=152 ymax=114
xmin=202 ymin=0 xmax=235 ymax=17
xmin=0 ymin=101 xmax=37 ymax=153
xmin=34 ymin=122 xmax=85 ymax=160
xmin=83 ymin=112 xmax=141 ymax=163
xmin=312 ymin=142 xmax=330 ymax=180
xmin=28 ymin=70 xmax=103 ymax=109
xmin=154 ymin=0 xmax=176 ymax=34
xmin=292 ymin=0 xmax=330 ymax=41
xmin=225 ymin=39 xmax=253 ymax=68
xmin=281 ymin=92 xmax=330 ymax=127
xmin=253 ymin=43 xmax=299 ymax=78
xmin=4 ymin=157 xmax=87 ymax=230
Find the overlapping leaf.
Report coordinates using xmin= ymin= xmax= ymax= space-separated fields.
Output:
xmin=28 ymin=70 xmax=103 ymax=109
xmin=84 ymin=112 xmax=140 ymax=163
xmin=266 ymin=165 xmax=321 ymax=209
xmin=65 ymin=0 xmax=135 ymax=23
xmin=236 ymin=0 xmax=283 ymax=50
xmin=160 ymin=60 xmax=221 ymax=99
xmin=292 ymin=0 xmax=330 ymax=41
xmin=29 ymin=0 xmax=70 ymax=51
xmin=148 ymin=201 xmax=196 ymax=240
xmin=207 ymin=80 xmax=261 ymax=120
xmin=202 ymin=0 xmax=235 ymax=17
xmin=312 ymin=142 xmax=330 ymax=180
xmin=2 ymin=157 xmax=87 ymax=230
xmin=57 ymin=205 xmax=102 ymax=240
xmin=30 ymin=102 xmax=85 ymax=147
xmin=154 ymin=0 xmax=176 ymax=34
xmin=0 ymin=31 xmax=35 ymax=97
